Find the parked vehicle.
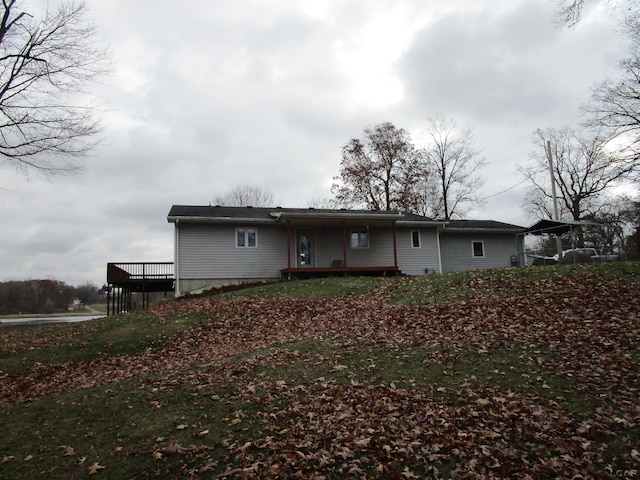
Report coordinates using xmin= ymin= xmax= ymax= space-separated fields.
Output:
xmin=555 ymin=248 xmax=618 ymax=263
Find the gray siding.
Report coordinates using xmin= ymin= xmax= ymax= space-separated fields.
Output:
xmin=439 ymin=231 xmax=520 ymax=272
xmin=174 ymin=221 xmax=520 ymax=295
xmin=396 ymin=228 xmax=442 ymax=275
xmin=176 ymin=223 xmax=288 ymax=282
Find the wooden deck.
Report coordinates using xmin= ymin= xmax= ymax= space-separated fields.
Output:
xmin=106 ymin=262 xmax=174 ymax=315
xmin=280 ymin=266 xmax=400 ymax=279
xmin=107 ymin=262 xmax=174 ymax=290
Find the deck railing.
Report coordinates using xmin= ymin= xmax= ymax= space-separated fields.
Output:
xmin=106 ymin=262 xmax=174 ymax=316
xmin=107 ymin=262 xmax=174 ymax=284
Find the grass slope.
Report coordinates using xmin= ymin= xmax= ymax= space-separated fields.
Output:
xmin=0 ymin=263 xmax=639 ymax=479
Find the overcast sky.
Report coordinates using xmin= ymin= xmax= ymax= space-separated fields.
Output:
xmin=0 ymin=0 xmax=632 ymax=286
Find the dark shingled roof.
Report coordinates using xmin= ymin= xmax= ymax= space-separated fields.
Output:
xmin=167 ymin=205 xmax=438 ymax=222
xmin=168 ymin=205 xmax=276 ymax=220
xmin=442 ymin=219 xmax=525 ymax=231
xmin=167 ymin=206 xmax=523 ymax=231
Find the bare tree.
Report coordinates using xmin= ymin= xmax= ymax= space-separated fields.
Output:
xmin=581 ymin=196 xmax=630 ymax=255
xmin=522 ymin=182 xmax=570 ymax=221
xmin=556 ymin=0 xmax=588 ymax=26
xmin=212 ymin=184 xmax=276 ymax=207
xmin=555 ymin=0 xmax=638 ymax=27
xmin=554 ymin=1 xmax=640 ymax=176
xmin=331 ymin=122 xmax=425 ymax=212
xmin=521 ymin=128 xmax=635 ymax=224
xmin=420 ymin=115 xmax=486 ymax=219
xmin=0 ymin=0 xmax=109 ymax=177
xmin=306 ymin=196 xmax=340 ymax=209
xmin=584 ymin=54 xmax=640 ymax=169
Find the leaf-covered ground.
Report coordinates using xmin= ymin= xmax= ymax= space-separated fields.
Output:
xmin=1 ymin=264 xmax=639 ymax=478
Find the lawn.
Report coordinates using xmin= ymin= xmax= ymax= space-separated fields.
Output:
xmin=1 ymin=263 xmax=639 ymax=479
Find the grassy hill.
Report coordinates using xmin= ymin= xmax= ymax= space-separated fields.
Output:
xmin=1 ymin=263 xmax=639 ymax=479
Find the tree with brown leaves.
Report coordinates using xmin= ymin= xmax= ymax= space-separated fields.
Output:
xmin=331 ymin=122 xmax=426 ymax=212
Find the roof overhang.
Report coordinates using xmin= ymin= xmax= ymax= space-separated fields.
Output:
xmin=270 ymin=210 xmax=405 ymax=227
xmin=168 ymin=216 xmax=276 ymax=225
xmin=398 ymin=220 xmax=448 ymax=228
xmin=167 ymin=206 xmax=441 ymax=227
xmin=441 ymin=227 xmax=524 ymax=234
xmin=270 ymin=211 xmax=402 ymax=222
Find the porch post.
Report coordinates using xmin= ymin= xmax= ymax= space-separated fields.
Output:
xmin=286 ymin=220 xmax=292 ymax=279
xmin=342 ymin=221 xmax=348 ymax=272
xmin=392 ymin=221 xmax=398 ymax=274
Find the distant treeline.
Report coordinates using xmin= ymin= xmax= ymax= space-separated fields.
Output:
xmin=0 ymin=280 xmax=102 ymax=315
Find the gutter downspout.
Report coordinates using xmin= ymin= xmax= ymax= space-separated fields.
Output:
xmin=392 ymin=221 xmax=398 ymax=274
xmin=342 ymin=221 xmax=348 ymax=274
xmin=436 ymin=224 xmax=444 ymax=273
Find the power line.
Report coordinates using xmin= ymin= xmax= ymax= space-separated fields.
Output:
xmin=481 ymin=179 xmax=528 ymax=200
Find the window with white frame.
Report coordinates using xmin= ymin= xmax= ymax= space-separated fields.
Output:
xmin=350 ymin=230 xmax=369 ymax=248
xmin=236 ymin=227 xmax=257 ymax=247
xmin=472 ymin=240 xmax=484 ymax=257
xmin=411 ymin=230 xmax=421 ymax=248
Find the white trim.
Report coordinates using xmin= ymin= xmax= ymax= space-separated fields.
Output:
xmin=235 ymin=227 xmax=258 ymax=248
xmin=472 ymin=240 xmax=485 ymax=258
xmin=411 ymin=230 xmax=421 ymax=249
xmin=168 ymin=216 xmax=275 ymax=224
xmin=349 ymin=229 xmax=370 ymax=249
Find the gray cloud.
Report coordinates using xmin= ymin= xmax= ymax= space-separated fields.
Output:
xmin=0 ymin=0 xmax=632 ymax=286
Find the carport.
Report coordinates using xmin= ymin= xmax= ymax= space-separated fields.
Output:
xmin=519 ymin=219 xmax=595 ymax=265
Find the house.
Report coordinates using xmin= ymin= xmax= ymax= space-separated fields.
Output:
xmin=167 ymin=205 xmax=525 ymax=296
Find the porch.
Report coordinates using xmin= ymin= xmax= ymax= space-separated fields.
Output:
xmin=106 ymin=262 xmax=174 ymax=315
xmin=278 ymin=211 xmax=404 ymax=280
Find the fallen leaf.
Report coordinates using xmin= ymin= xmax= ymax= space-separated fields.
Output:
xmin=61 ymin=445 xmax=75 ymax=457
xmin=88 ymin=462 xmax=105 ymax=475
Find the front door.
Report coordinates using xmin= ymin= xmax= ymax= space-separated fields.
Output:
xmin=297 ymin=230 xmax=314 ymax=267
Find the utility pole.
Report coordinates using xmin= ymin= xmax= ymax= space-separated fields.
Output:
xmin=545 ymin=140 xmax=564 ymax=258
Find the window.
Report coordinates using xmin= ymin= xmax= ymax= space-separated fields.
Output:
xmin=350 ymin=230 xmax=369 ymax=248
xmin=411 ymin=230 xmax=421 ymax=248
xmin=472 ymin=240 xmax=484 ymax=258
xmin=236 ymin=227 xmax=257 ymax=247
